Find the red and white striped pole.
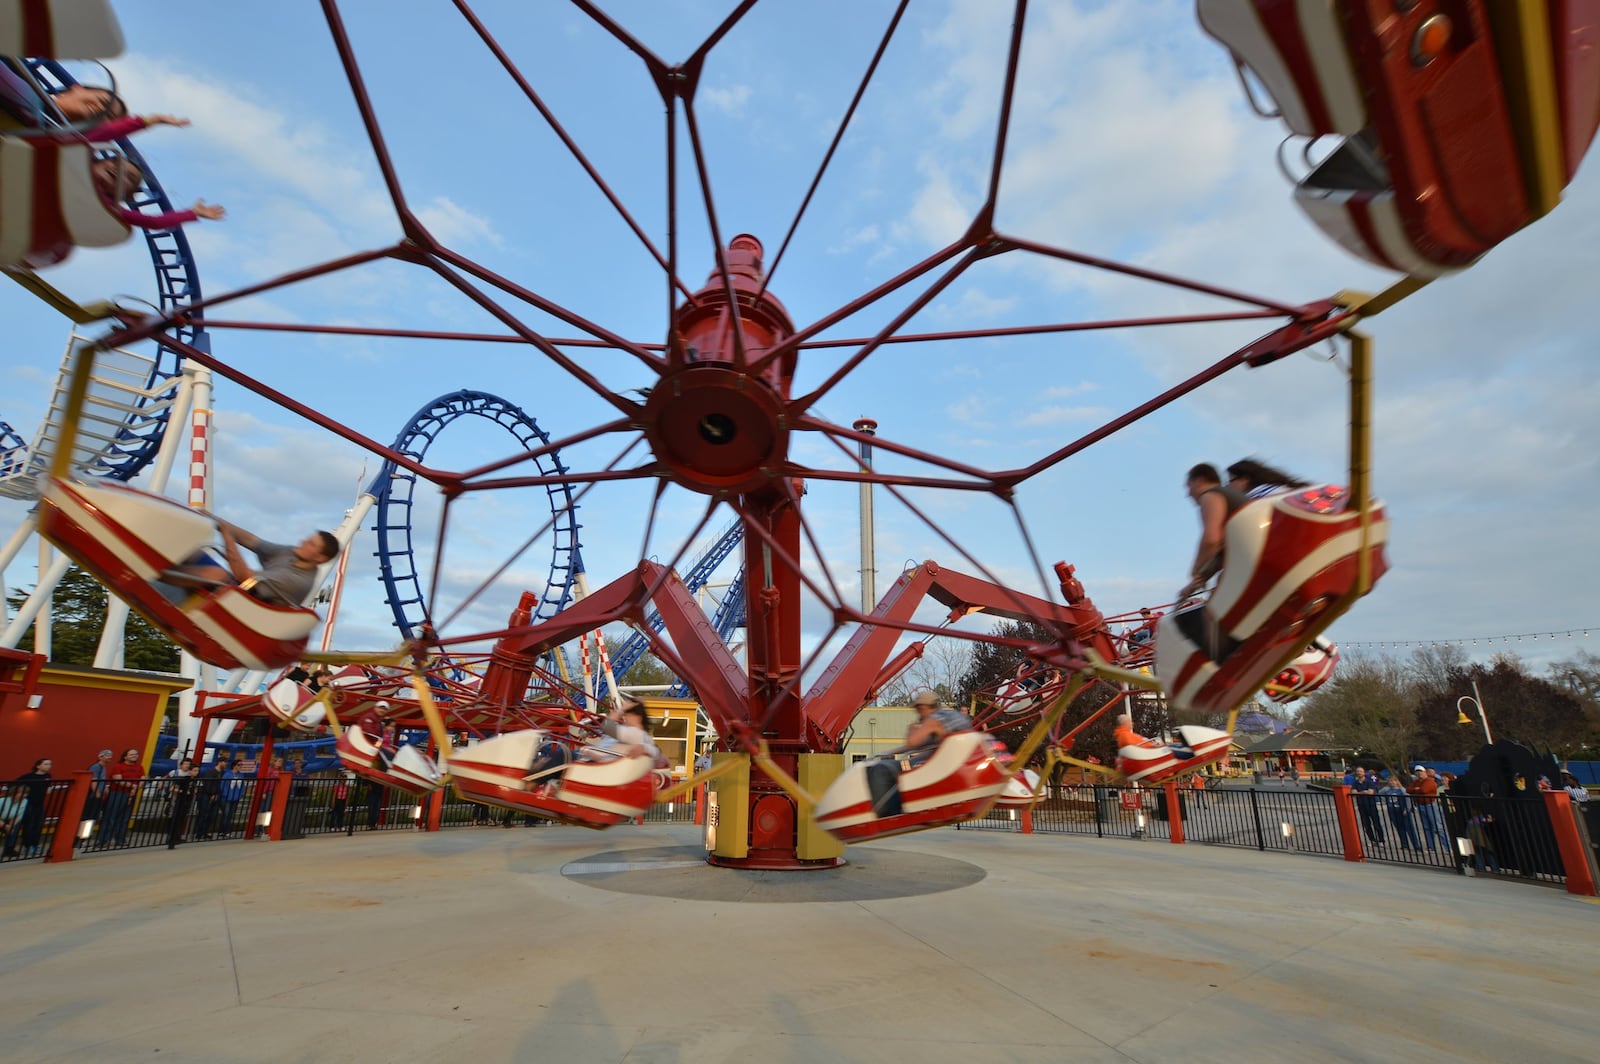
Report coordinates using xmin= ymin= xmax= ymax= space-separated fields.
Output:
xmin=188 ymin=401 xmax=210 ymax=511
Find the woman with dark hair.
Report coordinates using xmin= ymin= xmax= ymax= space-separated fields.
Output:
xmin=90 ymin=155 xmax=225 ymax=230
xmin=1225 ymin=457 xmax=1310 ymax=499
xmin=15 ymin=758 xmax=51 ymax=856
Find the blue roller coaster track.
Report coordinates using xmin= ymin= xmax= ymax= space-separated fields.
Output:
xmin=370 ymin=390 xmax=581 ymax=641
xmin=16 ymin=59 xmax=205 ymax=484
xmin=605 ymin=520 xmax=747 ymax=699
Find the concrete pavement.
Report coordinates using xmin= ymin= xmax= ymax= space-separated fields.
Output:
xmin=0 ymin=824 xmax=1596 ymax=1063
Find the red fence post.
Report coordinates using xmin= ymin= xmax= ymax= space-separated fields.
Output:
xmin=45 ymin=771 xmax=94 ymax=864
xmin=265 ymin=776 xmax=291 ymax=841
xmin=693 ymin=782 xmax=707 ymax=826
xmin=1332 ymin=784 xmax=1365 ymax=862
xmin=1165 ymin=780 xmax=1185 ymax=844
xmin=1020 ymin=803 xmax=1034 ymax=834
xmin=1542 ymin=791 xmax=1599 ymax=896
xmin=425 ymin=787 xmax=444 ymax=832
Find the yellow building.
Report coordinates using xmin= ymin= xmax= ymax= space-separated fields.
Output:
xmin=842 ymin=705 xmax=918 ymax=764
xmin=636 ymin=696 xmax=702 ymax=777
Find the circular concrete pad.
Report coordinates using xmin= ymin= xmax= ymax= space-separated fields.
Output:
xmin=562 ymin=843 xmax=987 ymax=902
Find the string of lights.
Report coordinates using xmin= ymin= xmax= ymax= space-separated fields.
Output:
xmin=1341 ymin=627 xmax=1595 ymax=650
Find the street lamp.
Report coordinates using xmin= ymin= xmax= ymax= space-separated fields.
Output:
xmin=868 ymin=717 xmax=877 ymax=755
xmin=1456 ymin=679 xmax=1494 ymax=744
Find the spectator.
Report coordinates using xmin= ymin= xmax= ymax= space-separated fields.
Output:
xmin=1381 ymin=773 xmax=1421 ymax=851
xmin=1467 ymin=811 xmax=1501 ymax=873
xmin=254 ymin=756 xmax=283 ymax=837
xmin=97 ymin=748 xmax=144 ymax=849
xmin=218 ymin=759 xmax=245 ymax=837
xmin=1351 ymin=767 xmax=1385 ymax=846
xmin=1407 ymin=766 xmax=1449 ymax=851
xmin=365 ymin=777 xmax=386 ymax=830
xmin=1563 ymin=774 xmax=1590 ymax=803
xmin=194 ymin=757 xmax=225 ymax=839
xmin=164 ymin=757 xmax=198 ymax=845
xmin=80 ymin=748 xmax=113 ymax=847
xmin=0 ymin=784 xmax=25 ymax=858
xmin=14 ymin=758 xmax=51 ymax=857
xmin=330 ymin=772 xmax=351 ymax=829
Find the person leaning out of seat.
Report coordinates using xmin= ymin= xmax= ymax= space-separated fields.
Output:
xmin=164 ymin=521 xmax=339 ymax=608
xmin=880 ymin=689 xmax=972 ymax=768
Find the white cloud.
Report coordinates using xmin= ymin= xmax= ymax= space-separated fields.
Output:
xmin=416 ymin=196 xmax=503 ymax=249
xmin=1019 ymin=404 xmax=1108 ymax=427
xmin=701 ymin=83 xmax=752 ymax=116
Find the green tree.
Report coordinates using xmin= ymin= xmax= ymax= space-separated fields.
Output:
xmin=603 ymin=636 xmax=675 ymax=690
xmin=7 ymin=568 xmax=181 ymax=672
xmin=1295 ymin=652 xmax=1420 ymax=769
xmin=952 ymin=619 xmax=1124 ymax=765
xmin=1414 ymin=654 xmax=1587 ymax=759
xmin=1547 ymin=650 xmax=1600 ymax=756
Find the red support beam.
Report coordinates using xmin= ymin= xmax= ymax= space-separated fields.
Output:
xmin=1543 ymin=790 xmax=1599 ymax=896
xmin=1333 ymin=785 xmax=1365 ymax=862
xmin=45 ymin=771 xmax=93 ymax=863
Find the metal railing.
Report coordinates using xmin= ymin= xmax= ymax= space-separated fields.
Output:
xmin=1 ymin=779 xmax=72 ymax=862
xmin=1438 ymin=795 xmax=1567 ymax=885
xmin=6 ymin=776 xmax=1587 ymax=897
xmin=1184 ymin=786 xmax=1346 ymax=858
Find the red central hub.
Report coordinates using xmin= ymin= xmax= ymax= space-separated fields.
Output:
xmin=645 ymin=234 xmax=797 ymax=497
xmin=641 ymin=365 xmax=788 ymax=495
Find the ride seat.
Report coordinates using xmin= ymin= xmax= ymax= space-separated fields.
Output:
xmin=1196 ymin=0 xmax=1366 ymax=137
xmin=1 ymin=137 xmax=129 ymax=268
xmin=0 ymin=0 xmax=125 ymax=61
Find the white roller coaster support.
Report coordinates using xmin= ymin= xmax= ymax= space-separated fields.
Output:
xmin=0 ymin=514 xmax=36 ymax=627
xmin=34 ymin=538 xmax=52 ymax=657
xmin=3 ymin=544 xmax=69 ymax=650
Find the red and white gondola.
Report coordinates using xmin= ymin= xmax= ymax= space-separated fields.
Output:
xmin=1116 ymin=725 xmax=1234 ymax=785
xmin=1200 ymin=0 xmax=1600 ymax=277
xmin=812 ymin=731 xmax=1013 ymax=842
xmin=446 ymin=729 xmax=658 ymax=829
xmin=1 ymin=138 xmax=131 ymax=269
xmin=38 ymin=477 xmax=320 ymax=671
xmin=0 ymin=0 xmax=125 ymax=61
xmin=990 ymin=666 xmax=1057 ymax=717
xmin=993 ymin=767 xmax=1043 ymax=809
xmin=1264 ymin=635 xmax=1340 ymax=704
xmin=335 ymin=716 xmax=443 ymax=795
xmin=263 ymin=677 xmax=325 ymax=734
xmin=1153 ymin=484 xmax=1388 ymax=718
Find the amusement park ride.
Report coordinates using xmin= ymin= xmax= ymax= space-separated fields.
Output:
xmin=2 ymin=2 xmax=1597 ymax=868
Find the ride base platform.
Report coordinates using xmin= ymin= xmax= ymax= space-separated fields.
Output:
xmin=0 ymin=824 xmax=1593 ymax=1063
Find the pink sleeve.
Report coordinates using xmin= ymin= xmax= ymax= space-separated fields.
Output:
xmin=83 ymin=115 xmax=151 ymax=141
xmin=31 ymin=115 xmax=150 ymax=144
xmin=103 ymin=200 xmax=199 ymax=230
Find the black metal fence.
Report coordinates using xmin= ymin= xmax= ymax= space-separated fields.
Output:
xmin=1 ymin=779 xmax=72 ymax=863
xmin=1184 ymin=785 xmax=1346 ymax=859
xmin=1439 ymin=795 xmax=1567 ymax=885
xmin=5 ymin=775 xmax=1588 ymax=895
xmin=961 ymin=786 xmax=1160 ymax=839
xmin=958 ymin=783 xmax=1589 ymax=887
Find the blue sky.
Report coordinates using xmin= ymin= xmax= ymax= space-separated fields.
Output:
xmin=3 ymin=0 xmax=1597 ymax=679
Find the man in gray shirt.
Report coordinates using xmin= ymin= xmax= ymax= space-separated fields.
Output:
xmin=165 ymin=522 xmax=338 ymax=607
